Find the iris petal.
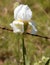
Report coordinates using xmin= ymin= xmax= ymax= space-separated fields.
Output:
xmin=10 ymin=20 xmax=24 ymax=33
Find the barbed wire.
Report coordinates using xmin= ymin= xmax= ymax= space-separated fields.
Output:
xmin=26 ymin=33 xmax=50 ymax=39
xmin=0 ymin=26 xmax=13 ymax=32
xmin=0 ymin=26 xmax=50 ymax=39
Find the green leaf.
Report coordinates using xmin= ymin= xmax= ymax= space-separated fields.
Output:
xmin=45 ymin=59 xmax=50 ymax=65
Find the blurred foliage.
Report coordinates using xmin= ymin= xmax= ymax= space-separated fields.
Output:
xmin=0 ymin=0 xmax=50 ymax=65
xmin=34 ymin=56 xmax=50 ymax=65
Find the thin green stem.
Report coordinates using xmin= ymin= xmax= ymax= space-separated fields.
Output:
xmin=22 ymin=33 xmax=26 ymax=65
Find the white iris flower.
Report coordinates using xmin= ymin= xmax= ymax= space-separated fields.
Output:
xmin=10 ymin=4 xmax=37 ymax=34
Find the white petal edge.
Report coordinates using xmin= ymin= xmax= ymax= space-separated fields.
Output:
xmin=29 ymin=22 xmax=37 ymax=32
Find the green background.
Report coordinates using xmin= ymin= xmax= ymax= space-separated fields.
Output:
xmin=0 ymin=0 xmax=50 ymax=65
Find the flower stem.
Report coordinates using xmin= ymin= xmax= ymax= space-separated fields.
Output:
xmin=22 ymin=33 xmax=26 ymax=65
